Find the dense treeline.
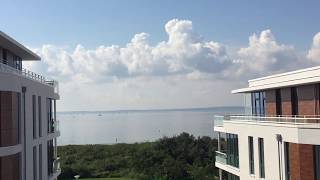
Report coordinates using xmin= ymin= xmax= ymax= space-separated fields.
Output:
xmin=58 ymin=132 xmax=218 ymax=180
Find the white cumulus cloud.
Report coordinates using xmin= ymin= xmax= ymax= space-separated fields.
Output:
xmin=23 ymin=19 xmax=320 ymax=111
xmin=26 ymin=19 xmax=231 ymax=84
xmin=307 ymin=32 xmax=320 ymax=62
xmin=236 ymin=29 xmax=301 ymax=76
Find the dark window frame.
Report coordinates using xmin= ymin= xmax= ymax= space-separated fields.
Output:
xmin=2 ymin=49 xmax=7 ymax=64
xmin=248 ymin=136 xmax=255 ymax=174
xmin=291 ymin=87 xmax=298 ymax=115
xmin=258 ymin=138 xmax=265 ymax=178
xmin=38 ymin=96 xmax=42 ymax=137
xmin=33 ymin=95 xmax=37 ymax=139
xmin=276 ymin=89 xmax=282 ymax=115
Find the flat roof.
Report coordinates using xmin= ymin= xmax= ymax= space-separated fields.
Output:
xmin=0 ymin=31 xmax=41 ymax=61
xmin=232 ymin=66 xmax=320 ymax=93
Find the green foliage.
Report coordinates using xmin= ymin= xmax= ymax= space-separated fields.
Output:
xmin=58 ymin=132 xmax=218 ymax=180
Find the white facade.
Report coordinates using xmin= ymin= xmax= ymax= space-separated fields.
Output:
xmin=215 ymin=117 xmax=320 ymax=180
xmin=215 ymin=66 xmax=320 ymax=180
xmin=0 ymin=31 xmax=60 ymax=180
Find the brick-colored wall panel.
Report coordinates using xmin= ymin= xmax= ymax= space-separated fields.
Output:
xmin=0 ymin=154 xmax=20 ymax=180
xmin=281 ymin=88 xmax=292 ymax=115
xmin=266 ymin=90 xmax=277 ymax=116
xmin=289 ymin=143 xmax=315 ymax=180
xmin=0 ymin=91 xmax=19 ymax=147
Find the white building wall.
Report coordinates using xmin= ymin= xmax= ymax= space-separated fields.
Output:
xmin=217 ymin=121 xmax=320 ymax=180
xmin=0 ymin=70 xmax=59 ymax=180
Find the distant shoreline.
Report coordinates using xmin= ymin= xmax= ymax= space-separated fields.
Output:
xmin=57 ymin=106 xmax=244 ymax=114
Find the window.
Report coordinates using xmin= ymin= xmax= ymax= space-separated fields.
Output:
xmin=291 ymin=87 xmax=298 ymax=115
xmin=258 ymin=138 xmax=265 ymax=178
xmin=252 ymin=91 xmax=266 ymax=116
xmin=33 ymin=95 xmax=37 ymax=139
xmin=2 ymin=49 xmax=7 ymax=64
xmin=227 ymin=133 xmax=239 ymax=168
xmin=39 ymin=144 xmax=42 ymax=180
xmin=47 ymin=140 xmax=54 ymax=175
xmin=33 ymin=146 xmax=37 ymax=180
xmin=284 ymin=142 xmax=291 ymax=180
xmin=248 ymin=136 xmax=254 ymax=174
xmin=38 ymin=96 xmax=42 ymax=137
xmin=276 ymin=89 xmax=282 ymax=115
xmin=315 ymin=145 xmax=320 ymax=180
xmin=47 ymin=98 xmax=53 ymax=133
xmin=222 ymin=170 xmax=240 ymax=180
xmin=14 ymin=56 xmax=22 ymax=70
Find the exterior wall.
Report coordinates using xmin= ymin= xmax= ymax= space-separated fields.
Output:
xmin=0 ymin=71 xmax=59 ymax=180
xmin=0 ymin=153 xmax=20 ymax=180
xmin=0 ymin=92 xmax=19 ymax=147
xmin=297 ymin=84 xmax=317 ymax=115
xmin=289 ymin=143 xmax=315 ymax=180
xmin=266 ymin=89 xmax=277 ymax=116
xmin=281 ymin=88 xmax=292 ymax=115
xmin=219 ymin=120 xmax=320 ymax=180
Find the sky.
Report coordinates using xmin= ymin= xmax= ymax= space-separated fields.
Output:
xmin=1 ymin=0 xmax=320 ymax=111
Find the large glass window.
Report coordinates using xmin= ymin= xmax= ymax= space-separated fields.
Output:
xmin=227 ymin=133 xmax=239 ymax=168
xmin=248 ymin=136 xmax=254 ymax=174
xmin=258 ymin=138 xmax=265 ymax=178
xmin=222 ymin=170 xmax=240 ymax=180
xmin=251 ymin=91 xmax=266 ymax=116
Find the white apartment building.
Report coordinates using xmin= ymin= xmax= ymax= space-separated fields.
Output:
xmin=215 ymin=66 xmax=320 ymax=180
xmin=0 ymin=31 xmax=60 ymax=180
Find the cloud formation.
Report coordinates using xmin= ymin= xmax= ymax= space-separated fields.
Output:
xmin=26 ymin=19 xmax=231 ymax=83
xmin=24 ymin=19 xmax=320 ymax=110
xmin=307 ymin=32 xmax=320 ymax=62
xmin=236 ymin=29 xmax=301 ymax=76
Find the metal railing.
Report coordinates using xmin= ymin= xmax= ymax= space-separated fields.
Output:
xmin=214 ymin=115 xmax=320 ymax=126
xmin=0 ymin=61 xmax=59 ymax=93
xmin=53 ymin=157 xmax=61 ymax=172
xmin=215 ymin=151 xmax=227 ymax=164
xmin=214 ymin=115 xmax=225 ymax=127
xmin=50 ymin=120 xmax=60 ymax=133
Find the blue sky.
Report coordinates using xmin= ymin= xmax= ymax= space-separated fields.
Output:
xmin=3 ymin=0 xmax=320 ymax=111
xmin=1 ymin=0 xmax=320 ymax=49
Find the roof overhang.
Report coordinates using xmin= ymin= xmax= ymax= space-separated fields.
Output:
xmin=0 ymin=31 xmax=41 ymax=61
xmin=232 ymin=66 xmax=320 ymax=94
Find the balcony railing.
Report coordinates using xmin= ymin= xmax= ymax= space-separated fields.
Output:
xmin=215 ymin=151 xmax=227 ymax=164
xmin=50 ymin=120 xmax=60 ymax=133
xmin=214 ymin=115 xmax=320 ymax=126
xmin=53 ymin=157 xmax=61 ymax=173
xmin=0 ymin=62 xmax=59 ymax=94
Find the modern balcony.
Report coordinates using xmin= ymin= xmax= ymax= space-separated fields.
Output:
xmin=0 ymin=61 xmax=59 ymax=94
xmin=49 ymin=157 xmax=61 ymax=180
xmin=214 ymin=115 xmax=320 ymax=128
xmin=53 ymin=157 xmax=61 ymax=172
xmin=49 ymin=120 xmax=60 ymax=134
xmin=215 ymin=150 xmax=240 ymax=176
xmin=215 ymin=151 xmax=227 ymax=164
